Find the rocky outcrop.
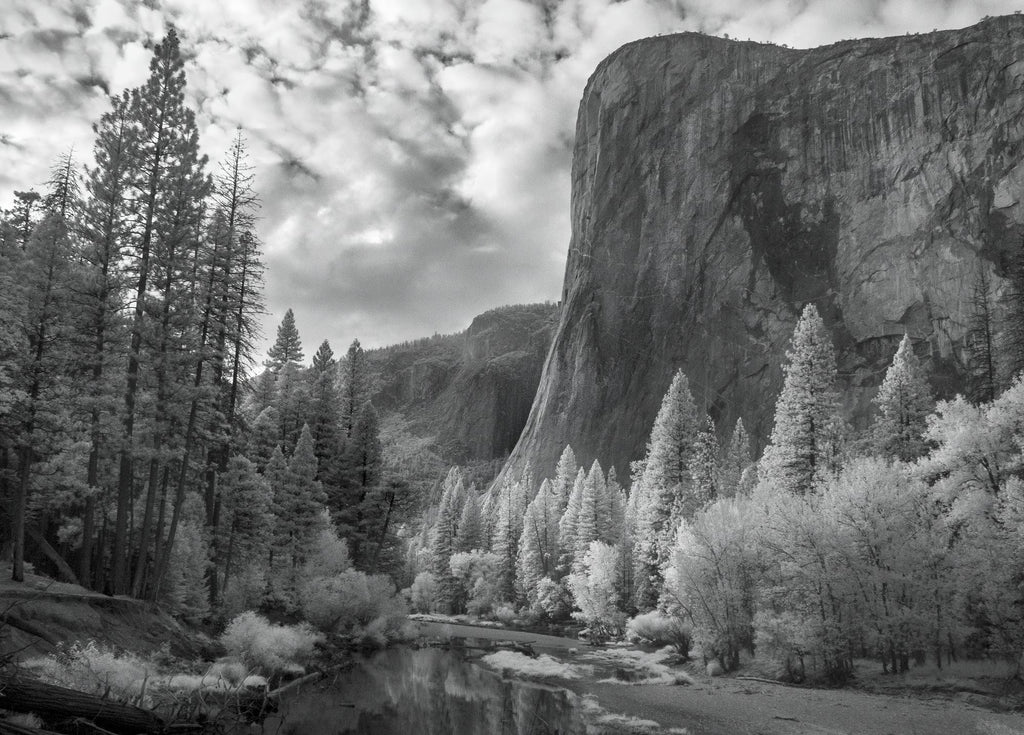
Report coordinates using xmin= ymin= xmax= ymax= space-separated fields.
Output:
xmin=504 ymin=16 xmax=1024 ymax=481
xmin=368 ymin=303 xmax=557 ymax=462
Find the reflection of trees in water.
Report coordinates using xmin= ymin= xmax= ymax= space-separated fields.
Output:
xmin=266 ymin=647 xmax=585 ymax=735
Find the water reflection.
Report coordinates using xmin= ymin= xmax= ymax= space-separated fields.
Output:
xmin=262 ymin=646 xmax=587 ymax=735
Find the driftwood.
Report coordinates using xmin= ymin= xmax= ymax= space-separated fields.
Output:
xmin=0 ymin=673 xmax=165 ymax=734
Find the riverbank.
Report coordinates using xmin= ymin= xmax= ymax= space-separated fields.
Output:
xmin=0 ymin=565 xmax=214 ymax=662
xmin=416 ymin=618 xmax=1024 ymax=734
xmin=5 ymin=581 xmax=1024 ymax=735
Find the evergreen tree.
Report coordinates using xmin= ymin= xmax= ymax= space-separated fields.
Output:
xmin=572 ymin=461 xmax=605 ymax=575
xmin=76 ymin=92 xmax=133 ymax=588
xmin=430 ymin=467 xmax=466 ymax=613
xmin=688 ymin=416 xmax=719 ymax=509
xmin=337 ymin=404 xmax=383 ymax=566
xmin=967 ymin=263 xmax=998 ymax=404
xmin=275 ymin=362 xmax=309 ymax=453
xmin=552 ymin=445 xmax=578 ymax=512
xmin=759 ymin=304 xmax=841 ymax=495
xmin=719 ymin=418 xmax=753 ymax=498
xmin=1001 ymin=235 xmax=1024 ymax=385
xmin=456 ymin=490 xmax=483 ymax=552
xmin=112 ymin=28 xmax=209 ymax=594
xmin=7 ymin=214 xmax=78 ymax=582
xmin=217 ymin=456 xmax=273 ymax=597
xmin=516 ymin=478 xmax=561 ymax=605
xmin=265 ymin=308 xmax=304 ymax=372
xmin=557 ymin=468 xmax=586 ymax=577
xmin=872 ymin=335 xmax=934 ymax=462
xmin=632 ymin=370 xmax=699 ymax=610
xmin=307 ymin=340 xmax=341 ymax=478
xmin=491 ymin=477 xmax=527 ymax=601
xmin=283 ymin=424 xmax=326 ymax=566
xmin=339 ymin=339 xmax=368 ymax=440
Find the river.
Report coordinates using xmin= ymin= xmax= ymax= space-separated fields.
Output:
xmin=261 ymin=645 xmax=592 ymax=735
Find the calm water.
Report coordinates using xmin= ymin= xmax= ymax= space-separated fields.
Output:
xmin=261 ymin=646 xmax=589 ymax=735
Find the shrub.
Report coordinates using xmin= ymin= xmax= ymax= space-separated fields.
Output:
xmin=297 ymin=569 xmax=408 ymax=639
xmin=625 ymin=611 xmax=692 ymax=658
xmin=408 ymin=571 xmax=438 ymax=613
xmin=220 ymin=612 xmax=322 ymax=674
xmin=449 ymin=551 xmax=503 ymax=616
xmin=28 ymin=641 xmax=156 ymax=706
xmin=493 ymin=603 xmax=517 ymax=626
xmin=533 ymin=577 xmax=571 ymax=620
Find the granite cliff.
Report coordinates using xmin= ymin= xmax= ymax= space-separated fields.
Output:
xmin=368 ymin=303 xmax=558 ymax=462
xmin=504 ymin=15 xmax=1024 ymax=481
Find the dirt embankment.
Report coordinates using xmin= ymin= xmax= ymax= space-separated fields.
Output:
xmin=0 ymin=568 xmax=212 ymax=661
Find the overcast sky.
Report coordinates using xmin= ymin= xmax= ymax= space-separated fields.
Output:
xmin=1 ymin=0 xmax=1020 ymax=358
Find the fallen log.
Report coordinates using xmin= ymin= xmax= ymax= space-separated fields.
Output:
xmin=0 ymin=673 xmax=165 ymax=734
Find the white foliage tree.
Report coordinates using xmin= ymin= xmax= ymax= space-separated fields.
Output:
xmin=759 ymin=304 xmax=841 ymax=496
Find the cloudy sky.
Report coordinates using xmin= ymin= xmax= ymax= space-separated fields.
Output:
xmin=1 ymin=0 xmax=1020 ymax=357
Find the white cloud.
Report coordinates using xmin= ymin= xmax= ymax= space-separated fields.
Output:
xmin=0 ymin=0 xmax=1016 ymax=355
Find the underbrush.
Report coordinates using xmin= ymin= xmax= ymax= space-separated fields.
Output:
xmin=220 ymin=611 xmax=323 ymax=675
xmin=24 ymin=640 xmax=270 ymax=710
xmin=625 ymin=612 xmax=692 ymax=658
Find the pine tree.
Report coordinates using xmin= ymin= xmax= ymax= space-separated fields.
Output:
xmin=689 ymin=416 xmax=719 ymax=509
xmin=112 ymin=28 xmax=209 ymax=594
xmin=217 ymin=456 xmax=273 ymax=597
xmin=516 ymin=478 xmax=560 ymax=605
xmin=264 ymin=445 xmax=290 ymax=591
xmin=284 ymin=424 xmax=327 ymax=566
xmin=431 ymin=467 xmax=466 ymax=613
xmin=307 ymin=340 xmax=340 ymax=478
xmin=275 ymin=362 xmax=309 ymax=453
xmin=759 ymin=304 xmax=841 ymax=495
xmin=1002 ymin=235 xmax=1024 ymax=385
xmin=872 ymin=335 xmax=933 ymax=462
xmin=572 ymin=461 xmax=604 ymax=575
xmin=632 ymin=370 xmax=699 ymax=610
xmin=491 ymin=477 xmax=527 ymax=601
xmin=456 ymin=490 xmax=483 ymax=552
xmin=967 ymin=263 xmax=998 ymax=404
xmin=76 ymin=92 xmax=133 ymax=588
xmin=557 ymin=468 xmax=586 ymax=577
xmin=339 ymin=339 xmax=368 ymax=440
xmin=7 ymin=214 xmax=78 ymax=582
xmin=337 ymin=404 xmax=383 ymax=566
xmin=719 ymin=419 xmax=753 ymax=498
xmin=552 ymin=445 xmax=578 ymax=512
xmin=265 ymin=308 xmax=304 ymax=372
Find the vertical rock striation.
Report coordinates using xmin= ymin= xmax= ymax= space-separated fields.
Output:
xmin=505 ymin=16 xmax=1024 ymax=481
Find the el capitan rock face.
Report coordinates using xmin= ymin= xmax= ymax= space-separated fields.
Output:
xmin=505 ymin=16 xmax=1024 ymax=481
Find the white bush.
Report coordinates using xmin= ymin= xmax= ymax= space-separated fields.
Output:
xmin=408 ymin=571 xmax=438 ymax=613
xmin=297 ymin=569 xmax=408 ymax=638
xmin=29 ymin=641 xmax=156 ymax=706
xmin=220 ymin=611 xmax=322 ymax=674
xmin=567 ymin=542 xmax=625 ymax=641
xmin=625 ymin=611 xmax=692 ymax=656
xmin=449 ymin=550 xmax=503 ymax=616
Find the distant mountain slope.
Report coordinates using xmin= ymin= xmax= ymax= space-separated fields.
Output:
xmin=501 ymin=15 xmax=1024 ymax=482
xmin=367 ymin=303 xmax=558 ymax=462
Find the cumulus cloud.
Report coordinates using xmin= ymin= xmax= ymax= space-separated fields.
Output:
xmin=0 ymin=0 xmax=1015 ymax=355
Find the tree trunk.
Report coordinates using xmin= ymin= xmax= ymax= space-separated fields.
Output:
xmin=0 ymin=674 xmax=165 ymax=734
